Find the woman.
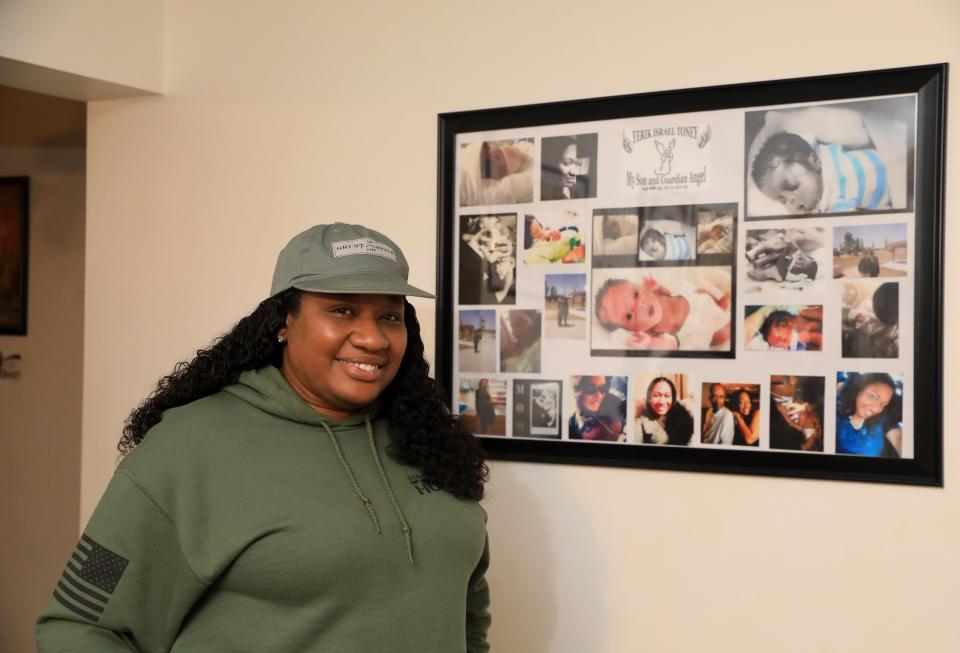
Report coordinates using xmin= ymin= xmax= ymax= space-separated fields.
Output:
xmin=731 ymin=389 xmax=760 ymax=447
xmin=37 ymin=223 xmax=492 ymax=653
xmin=568 ymin=375 xmax=626 ymax=442
xmin=637 ymin=377 xmax=693 ymax=445
xmin=836 ymin=372 xmax=902 ymax=457
xmin=475 ymin=378 xmax=496 ymax=435
xmin=541 ymin=136 xmax=581 ymax=200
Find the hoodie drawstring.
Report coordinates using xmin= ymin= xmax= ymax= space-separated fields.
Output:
xmin=319 ymin=416 xmax=414 ymax=565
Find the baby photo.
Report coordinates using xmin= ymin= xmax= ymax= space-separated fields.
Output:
xmin=637 ymin=205 xmax=697 ymax=262
xmin=568 ymin=375 xmax=628 ymax=442
xmin=633 ymin=374 xmax=694 ymax=446
xmin=540 ymin=133 xmax=598 ymax=201
xmin=841 ymin=281 xmax=899 ymax=358
xmin=770 ymin=374 xmax=825 ymax=452
xmin=512 ymin=379 xmax=562 ymax=439
xmin=744 ymin=305 xmax=823 ymax=351
xmin=591 ymin=266 xmax=733 ymax=355
xmin=457 ymin=377 xmax=508 ymax=436
xmin=832 ymin=223 xmax=907 ymax=278
xmin=544 ymin=273 xmax=586 ymax=340
xmin=836 ymin=371 xmax=903 ymax=457
xmin=499 ymin=309 xmax=542 ymax=373
xmin=744 ymin=228 xmax=825 ymax=293
xmin=744 ymin=96 xmax=915 ymax=218
xmin=458 ymin=309 xmax=496 ymax=373
xmin=701 ymin=382 xmax=761 ymax=447
xmin=522 ymin=210 xmax=585 ymax=265
xmin=458 ymin=138 xmax=535 ymax=207
xmin=592 ymin=210 xmax=640 ymax=267
xmin=459 ymin=213 xmax=517 ymax=305
xmin=696 ymin=206 xmax=736 ymax=256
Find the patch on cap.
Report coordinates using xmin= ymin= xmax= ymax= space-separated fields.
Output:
xmin=331 ymin=237 xmax=398 ymax=262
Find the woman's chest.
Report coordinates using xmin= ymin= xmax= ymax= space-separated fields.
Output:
xmin=207 ymin=456 xmax=486 ymax=603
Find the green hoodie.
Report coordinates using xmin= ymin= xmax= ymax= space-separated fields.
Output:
xmin=36 ymin=366 xmax=491 ymax=652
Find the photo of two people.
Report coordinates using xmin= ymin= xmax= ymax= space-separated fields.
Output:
xmin=701 ymin=382 xmax=761 ymax=447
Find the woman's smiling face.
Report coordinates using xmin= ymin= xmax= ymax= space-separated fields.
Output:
xmin=648 ymin=380 xmax=673 ymax=417
xmin=280 ymin=292 xmax=407 ymax=420
xmin=854 ymin=382 xmax=894 ymax=421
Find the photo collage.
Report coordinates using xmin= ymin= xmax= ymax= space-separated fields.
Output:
xmin=453 ymin=94 xmax=914 ymax=459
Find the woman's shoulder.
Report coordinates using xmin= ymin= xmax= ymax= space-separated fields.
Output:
xmin=154 ymin=391 xmax=251 ymax=440
xmin=118 ymin=391 xmax=252 ymax=475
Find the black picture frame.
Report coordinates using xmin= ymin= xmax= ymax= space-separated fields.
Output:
xmin=0 ymin=176 xmax=29 ymax=336
xmin=436 ymin=65 xmax=946 ymax=486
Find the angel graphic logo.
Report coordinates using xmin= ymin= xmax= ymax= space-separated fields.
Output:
xmin=654 ymin=139 xmax=675 ymax=177
xmin=622 ymin=124 xmax=711 ymax=192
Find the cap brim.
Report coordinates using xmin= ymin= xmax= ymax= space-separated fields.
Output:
xmin=289 ymin=272 xmax=435 ymax=299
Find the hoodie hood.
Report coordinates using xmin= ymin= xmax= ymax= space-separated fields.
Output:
xmin=223 ymin=366 xmax=381 ymax=429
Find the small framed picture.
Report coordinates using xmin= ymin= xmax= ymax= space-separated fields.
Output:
xmin=0 ymin=177 xmax=29 ymax=335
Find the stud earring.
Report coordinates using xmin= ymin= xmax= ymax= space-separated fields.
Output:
xmin=277 ymin=334 xmax=286 ymax=343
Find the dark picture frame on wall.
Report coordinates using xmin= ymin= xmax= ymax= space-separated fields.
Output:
xmin=435 ymin=64 xmax=946 ymax=486
xmin=0 ymin=176 xmax=29 ymax=336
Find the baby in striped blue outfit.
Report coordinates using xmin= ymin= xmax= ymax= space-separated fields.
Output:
xmin=749 ymin=106 xmax=899 ymax=215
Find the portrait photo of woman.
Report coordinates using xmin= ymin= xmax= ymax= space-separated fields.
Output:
xmin=568 ymin=375 xmax=627 ymax=442
xmin=540 ymin=133 xmax=598 ymax=201
xmin=836 ymin=372 xmax=903 ymax=457
xmin=634 ymin=375 xmax=694 ymax=446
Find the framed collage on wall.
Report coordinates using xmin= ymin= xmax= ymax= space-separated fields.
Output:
xmin=435 ymin=65 xmax=946 ymax=485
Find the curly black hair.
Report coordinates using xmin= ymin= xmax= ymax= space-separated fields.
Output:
xmin=121 ymin=290 xmax=488 ymax=501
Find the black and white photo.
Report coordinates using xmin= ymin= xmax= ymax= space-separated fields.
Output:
xmin=745 ymin=96 xmax=915 ymax=219
xmin=459 ymin=213 xmax=517 ymax=305
xmin=541 ymin=133 xmax=598 ymax=201
xmin=513 ymin=379 xmax=562 ymax=439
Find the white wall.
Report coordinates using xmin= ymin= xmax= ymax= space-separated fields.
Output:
xmin=81 ymin=1 xmax=960 ymax=651
xmin=0 ymin=86 xmax=85 ymax=653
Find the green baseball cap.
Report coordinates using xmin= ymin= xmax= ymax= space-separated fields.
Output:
xmin=270 ymin=223 xmax=434 ymax=298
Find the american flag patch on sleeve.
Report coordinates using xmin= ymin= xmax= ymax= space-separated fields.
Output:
xmin=52 ymin=533 xmax=129 ymax=623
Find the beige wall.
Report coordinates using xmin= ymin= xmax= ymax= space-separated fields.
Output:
xmin=0 ymin=0 xmax=163 ymax=98
xmin=80 ymin=1 xmax=958 ymax=651
xmin=0 ymin=86 xmax=85 ymax=653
